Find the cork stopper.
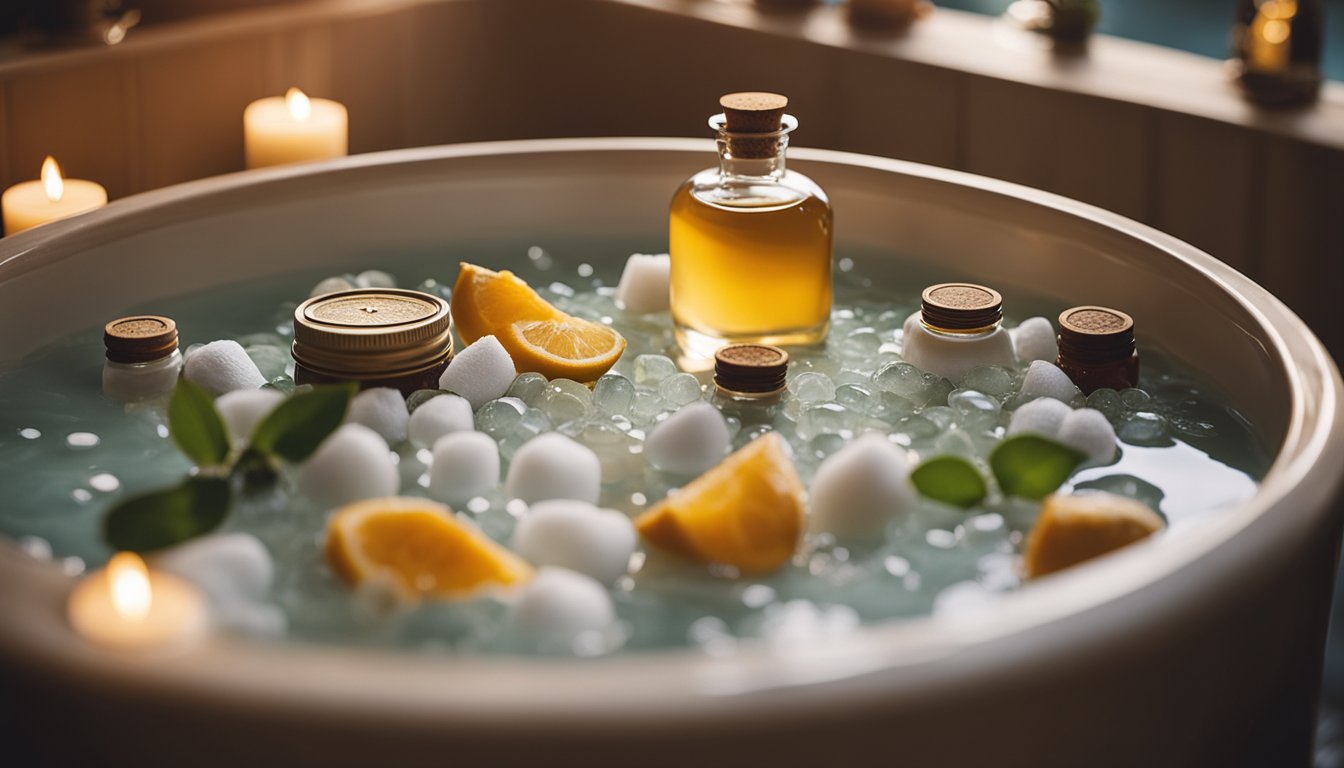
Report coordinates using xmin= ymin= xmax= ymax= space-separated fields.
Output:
xmin=1058 ymin=306 xmax=1135 ymax=363
xmin=714 ymin=343 xmax=789 ymax=397
xmin=718 ymin=92 xmax=790 ymax=159
xmin=292 ymin=288 xmax=453 ymax=379
xmin=104 ymin=316 xmax=179 ymax=363
xmin=920 ymin=283 xmax=1004 ymax=332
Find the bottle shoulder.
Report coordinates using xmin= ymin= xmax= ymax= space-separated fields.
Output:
xmin=675 ymin=168 xmax=830 ymax=212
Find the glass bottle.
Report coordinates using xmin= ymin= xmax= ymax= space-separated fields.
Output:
xmin=103 ymin=315 xmax=183 ymax=402
xmin=292 ymin=288 xmax=453 ymax=396
xmin=1230 ymin=0 xmax=1323 ymax=106
xmin=900 ymin=283 xmax=1015 ymax=381
xmin=1056 ymin=306 xmax=1139 ymax=395
xmin=669 ymin=92 xmax=833 ymax=360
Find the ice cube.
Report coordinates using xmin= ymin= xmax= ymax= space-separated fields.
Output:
xmin=439 ymin=335 xmax=517 ymax=410
xmin=428 ymin=431 xmax=500 ymax=504
xmin=593 ymin=373 xmax=636 ymax=416
xmin=505 ymin=432 xmax=601 ymax=504
xmin=659 ymin=372 xmax=703 ymax=406
xmin=183 ymin=340 xmax=267 ymax=395
xmin=215 ymin=388 xmax=284 ymax=444
xmin=1019 ymin=360 xmax=1081 ymax=404
xmin=1011 ymin=316 xmax=1058 ymax=364
xmin=476 ymin=397 xmax=527 ymax=440
xmin=507 ymin=567 xmax=616 ymax=642
xmin=506 ymin=372 xmax=549 ymax=405
xmin=152 ymin=532 xmax=273 ymax=604
xmin=354 ymin=269 xmax=397 ymax=289
xmin=347 ymin=387 xmax=409 ymax=445
xmin=408 ymin=393 xmax=473 ymax=449
xmin=296 ymin=423 xmax=399 ymax=507
xmin=614 ymin=253 xmax=671 ymax=314
xmin=1058 ymin=407 xmax=1118 ymax=465
xmin=1007 ymin=396 xmax=1073 ymax=438
xmin=309 ymin=276 xmax=354 ymax=297
xmin=634 ymin=354 xmax=677 ymax=385
xmin=244 ymin=345 xmax=290 ymax=380
xmin=644 ymin=401 xmax=730 ymax=476
xmin=810 ymin=433 xmax=916 ymax=538
xmin=510 ymin=500 xmax=636 ymax=584
xmin=789 ymin=371 xmax=837 ymax=403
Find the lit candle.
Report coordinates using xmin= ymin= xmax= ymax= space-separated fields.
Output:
xmin=1247 ymin=0 xmax=1295 ymax=72
xmin=243 ymin=87 xmax=349 ymax=169
xmin=67 ymin=551 xmax=208 ymax=651
xmin=1 ymin=156 xmax=108 ymax=236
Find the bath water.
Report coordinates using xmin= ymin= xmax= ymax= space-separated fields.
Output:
xmin=0 ymin=243 xmax=1270 ymax=654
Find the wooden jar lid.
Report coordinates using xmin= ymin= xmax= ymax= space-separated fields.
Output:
xmin=714 ymin=343 xmax=789 ymax=395
xmin=104 ymin=316 xmax=179 ymax=363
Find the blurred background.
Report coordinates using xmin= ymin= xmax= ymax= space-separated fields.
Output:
xmin=1 ymin=0 xmax=1343 ymax=760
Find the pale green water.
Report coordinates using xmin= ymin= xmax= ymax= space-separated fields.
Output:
xmin=0 ymin=243 xmax=1271 ymax=654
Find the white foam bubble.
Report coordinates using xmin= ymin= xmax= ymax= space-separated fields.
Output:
xmin=508 ymin=567 xmax=616 ymax=641
xmin=183 ymin=340 xmax=267 ymax=395
xmin=409 ymin=394 xmax=474 ymax=449
xmin=153 ymin=532 xmax=274 ymax=604
xmin=615 ymin=253 xmax=671 ymax=314
xmin=644 ymin=401 xmax=730 ymax=476
xmin=1019 ymin=360 xmax=1081 ymax=404
xmin=505 ymin=432 xmax=601 ymax=504
xmin=1058 ymin=407 xmax=1119 ymax=465
xmin=347 ymin=387 xmax=409 ymax=445
xmin=1011 ymin=316 xmax=1058 ymax=364
xmin=511 ymin=500 xmax=636 ymax=585
xmin=428 ymin=431 xmax=500 ymax=505
xmin=810 ymin=433 xmax=915 ymax=538
xmin=1007 ymin=396 xmax=1073 ymax=438
xmin=439 ymin=335 xmax=517 ymax=410
xmin=297 ymin=423 xmax=399 ymax=507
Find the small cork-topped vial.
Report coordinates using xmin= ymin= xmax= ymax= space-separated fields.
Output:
xmin=900 ymin=283 xmax=1016 ymax=381
xmin=1056 ymin=306 xmax=1139 ymax=395
xmin=292 ymin=288 xmax=452 ymax=395
xmin=714 ymin=343 xmax=790 ymax=399
xmin=102 ymin=315 xmax=183 ymax=401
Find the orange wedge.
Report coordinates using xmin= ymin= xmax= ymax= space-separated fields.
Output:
xmin=325 ymin=497 xmax=532 ymax=599
xmin=451 ymin=263 xmax=563 ymax=347
xmin=635 ymin=433 xmax=804 ymax=575
xmin=451 ymin=262 xmax=625 ymax=382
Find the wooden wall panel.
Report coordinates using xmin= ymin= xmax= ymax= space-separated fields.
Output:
xmin=832 ymin=54 xmax=961 ymax=169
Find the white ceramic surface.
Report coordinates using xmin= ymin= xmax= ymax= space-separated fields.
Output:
xmin=1 ymin=139 xmax=1342 ymax=767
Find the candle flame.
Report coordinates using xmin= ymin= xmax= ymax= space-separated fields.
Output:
xmin=108 ymin=552 xmax=151 ymax=622
xmin=286 ymin=87 xmax=312 ymax=122
xmin=41 ymin=156 xmax=64 ymax=203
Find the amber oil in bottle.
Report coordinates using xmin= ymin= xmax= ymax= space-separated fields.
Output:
xmin=670 ymin=92 xmax=833 ymax=359
xmin=1056 ymin=305 xmax=1139 ymax=395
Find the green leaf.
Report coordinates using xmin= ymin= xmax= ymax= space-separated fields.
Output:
xmin=990 ymin=434 xmax=1087 ymax=500
xmin=910 ymin=455 xmax=987 ymax=509
xmin=102 ymin=476 xmax=232 ymax=553
xmin=249 ymin=382 xmax=356 ymax=463
xmin=168 ymin=379 xmax=230 ymax=467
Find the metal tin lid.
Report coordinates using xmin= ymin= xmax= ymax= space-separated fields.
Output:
xmin=1058 ymin=305 xmax=1136 ymax=363
xmin=714 ymin=343 xmax=789 ymax=396
xmin=292 ymin=288 xmax=452 ymax=378
xmin=920 ymin=283 xmax=1003 ymax=332
xmin=104 ymin=315 xmax=179 ymax=363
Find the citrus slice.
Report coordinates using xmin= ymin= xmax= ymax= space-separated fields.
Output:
xmin=325 ymin=497 xmax=532 ymax=599
xmin=451 ymin=261 xmax=626 ymax=382
xmin=502 ymin=317 xmax=628 ymax=382
xmin=635 ymin=433 xmax=804 ymax=575
xmin=451 ymin=262 xmax=562 ymax=347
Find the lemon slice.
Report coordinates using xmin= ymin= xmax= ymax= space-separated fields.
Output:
xmin=502 ymin=318 xmax=627 ymax=382
xmin=325 ymin=497 xmax=532 ymax=599
xmin=451 ymin=263 xmax=562 ymax=347
xmin=635 ymin=433 xmax=804 ymax=575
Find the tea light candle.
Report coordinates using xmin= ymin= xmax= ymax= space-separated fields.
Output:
xmin=2 ymin=156 xmax=107 ymax=236
xmin=67 ymin=551 xmax=208 ymax=651
xmin=243 ymin=87 xmax=348 ymax=169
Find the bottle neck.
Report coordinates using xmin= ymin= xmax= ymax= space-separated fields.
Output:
xmin=716 ymin=136 xmax=788 ymax=180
